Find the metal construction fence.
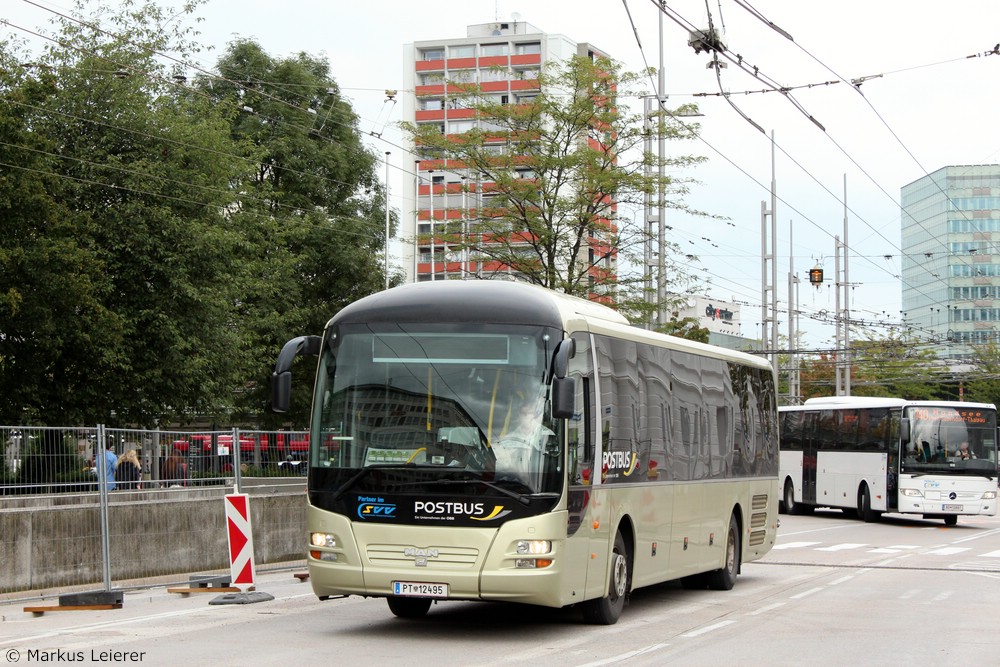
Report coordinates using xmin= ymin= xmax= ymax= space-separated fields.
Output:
xmin=1 ymin=425 xmax=310 ymax=495
xmin=1 ymin=425 xmax=310 ymax=602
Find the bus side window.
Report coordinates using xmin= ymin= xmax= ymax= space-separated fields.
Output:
xmin=569 ymin=332 xmax=594 ymax=484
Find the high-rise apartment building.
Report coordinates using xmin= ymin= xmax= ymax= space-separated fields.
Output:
xmin=901 ymin=165 xmax=1000 ymax=359
xmin=401 ymin=20 xmax=611 ymax=283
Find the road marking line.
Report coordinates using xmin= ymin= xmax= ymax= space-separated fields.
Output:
xmin=980 ymin=550 xmax=1000 ymax=558
xmin=747 ymin=602 xmax=785 ymax=616
xmin=816 ymin=543 xmax=867 ymax=551
xmin=828 ymin=575 xmax=854 ymax=586
xmin=952 ymin=527 xmax=1000 ymax=544
xmin=772 ymin=541 xmax=821 ymax=550
xmin=682 ymin=620 xmax=735 ymax=637
xmin=790 ymin=587 xmax=824 ymax=600
xmin=575 ymin=643 xmax=671 ymax=666
xmin=925 ymin=547 xmax=970 ymax=556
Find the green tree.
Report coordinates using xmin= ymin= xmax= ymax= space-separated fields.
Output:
xmin=964 ymin=342 xmax=1000 ymax=405
xmin=798 ymin=332 xmax=943 ymax=400
xmin=200 ymin=39 xmax=398 ymax=426
xmin=0 ymin=0 xmax=250 ymax=425
xmin=403 ymin=55 xmax=709 ymax=318
xmin=657 ymin=315 xmax=709 ymax=343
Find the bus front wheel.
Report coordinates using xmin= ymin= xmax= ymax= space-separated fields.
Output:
xmin=386 ymin=596 xmax=432 ymax=619
xmin=705 ymin=513 xmax=740 ymax=591
xmin=582 ymin=530 xmax=630 ymax=625
xmin=859 ymin=484 xmax=881 ymax=523
xmin=944 ymin=515 xmax=958 ymax=526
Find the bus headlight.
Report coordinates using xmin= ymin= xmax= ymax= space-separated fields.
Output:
xmin=311 ymin=532 xmax=336 ymax=548
xmin=900 ymin=488 xmax=923 ymax=497
xmin=982 ymin=491 xmax=997 ymax=500
xmin=516 ymin=540 xmax=551 ymax=555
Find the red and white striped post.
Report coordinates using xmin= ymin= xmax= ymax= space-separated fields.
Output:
xmin=224 ymin=493 xmax=256 ymax=589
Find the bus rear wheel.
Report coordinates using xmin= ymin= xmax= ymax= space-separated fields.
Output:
xmin=705 ymin=513 xmax=740 ymax=591
xmin=783 ymin=479 xmax=801 ymax=515
xmin=386 ymin=596 xmax=432 ymax=619
xmin=582 ymin=530 xmax=630 ymax=625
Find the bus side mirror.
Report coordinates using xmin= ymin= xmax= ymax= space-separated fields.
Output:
xmin=900 ymin=418 xmax=910 ymax=444
xmin=551 ymin=376 xmax=575 ymax=419
xmin=271 ymin=335 xmax=322 ymax=413
xmin=551 ymin=338 xmax=576 ymax=380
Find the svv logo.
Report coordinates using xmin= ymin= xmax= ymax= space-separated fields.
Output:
xmin=358 ymin=502 xmax=398 ymax=519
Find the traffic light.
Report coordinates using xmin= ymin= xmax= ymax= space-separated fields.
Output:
xmin=808 ymin=267 xmax=824 ymax=286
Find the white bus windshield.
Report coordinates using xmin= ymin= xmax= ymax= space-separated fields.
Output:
xmin=310 ymin=323 xmax=564 ymax=497
xmin=901 ymin=405 xmax=998 ymax=475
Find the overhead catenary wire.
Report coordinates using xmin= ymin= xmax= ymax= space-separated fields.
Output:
xmin=636 ymin=0 xmax=995 ymax=340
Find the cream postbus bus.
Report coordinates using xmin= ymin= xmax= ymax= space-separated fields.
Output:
xmin=272 ymin=281 xmax=779 ymax=624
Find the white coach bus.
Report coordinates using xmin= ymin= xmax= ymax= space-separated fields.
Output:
xmin=779 ymin=397 xmax=998 ymax=525
xmin=271 ymin=281 xmax=779 ymax=624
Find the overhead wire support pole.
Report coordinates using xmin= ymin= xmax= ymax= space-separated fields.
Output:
xmin=643 ymin=95 xmax=654 ymax=329
xmin=843 ymin=174 xmax=851 ymax=396
xmin=770 ymin=131 xmax=779 ymax=374
xmin=761 ymin=131 xmax=778 ymax=372
xmin=656 ymin=1 xmax=668 ymax=327
xmin=384 ymin=151 xmax=391 ymax=290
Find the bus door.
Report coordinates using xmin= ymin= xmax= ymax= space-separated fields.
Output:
xmin=564 ymin=331 xmax=605 ymax=601
xmin=802 ymin=410 xmax=819 ymax=505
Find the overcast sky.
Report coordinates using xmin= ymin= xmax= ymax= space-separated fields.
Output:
xmin=6 ymin=0 xmax=1000 ymax=349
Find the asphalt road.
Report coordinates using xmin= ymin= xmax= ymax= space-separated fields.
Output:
xmin=2 ymin=509 xmax=998 ymax=666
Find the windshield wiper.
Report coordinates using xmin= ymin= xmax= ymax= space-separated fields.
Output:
xmin=328 ymin=465 xmax=397 ymax=503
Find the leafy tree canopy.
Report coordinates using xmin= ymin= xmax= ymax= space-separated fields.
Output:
xmin=0 ymin=1 xmax=396 ymax=428
xmin=402 ymin=54 xmax=712 ymax=321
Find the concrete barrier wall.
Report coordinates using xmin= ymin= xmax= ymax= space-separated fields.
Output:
xmin=0 ymin=485 xmax=306 ymax=594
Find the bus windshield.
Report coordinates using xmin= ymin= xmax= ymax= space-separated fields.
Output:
xmin=901 ymin=405 xmax=998 ymax=475
xmin=310 ymin=322 xmax=564 ymax=500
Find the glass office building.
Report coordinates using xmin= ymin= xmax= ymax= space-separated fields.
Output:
xmin=901 ymin=165 xmax=1000 ymax=359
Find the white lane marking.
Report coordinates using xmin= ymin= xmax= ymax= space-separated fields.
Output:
xmin=898 ymin=589 xmax=922 ymax=600
xmin=828 ymin=575 xmax=854 ymax=586
xmin=575 ymin=643 xmax=671 ymax=667
xmin=925 ymin=547 xmax=970 ymax=556
xmin=980 ymin=550 xmax=1000 ymax=558
xmin=790 ymin=587 xmax=824 ymax=600
xmin=951 ymin=527 xmax=1000 ymax=545
xmin=816 ymin=543 xmax=867 ymax=552
xmin=933 ymin=591 xmax=954 ymax=602
xmin=772 ymin=541 xmax=821 ymax=550
xmin=681 ymin=620 xmax=735 ymax=638
xmin=778 ymin=524 xmax=859 ymax=537
xmin=747 ymin=602 xmax=785 ymax=616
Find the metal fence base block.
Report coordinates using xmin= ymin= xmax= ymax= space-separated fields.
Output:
xmin=59 ymin=591 xmax=125 ymax=606
xmin=293 ymin=572 xmax=309 ymax=582
xmin=208 ymin=591 xmax=274 ymax=605
xmin=24 ymin=604 xmax=122 ymax=616
xmin=188 ymin=575 xmax=232 ymax=588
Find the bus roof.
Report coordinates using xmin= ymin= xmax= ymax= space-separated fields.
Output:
xmin=327 ymin=280 xmax=770 ymax=372
xmin=328 ymin=280 xmax=629 ymax=330
xmin=781 ymin=396 xmax=996 ymax=411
